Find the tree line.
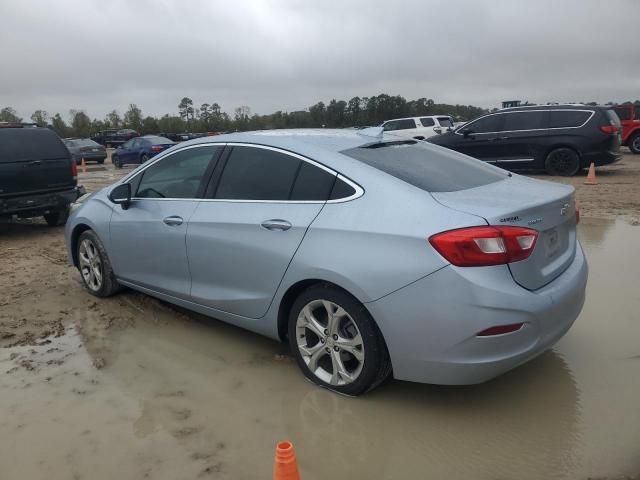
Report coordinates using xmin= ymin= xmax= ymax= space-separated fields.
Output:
xmin=2 ymin=96 xmax=638 ymax=139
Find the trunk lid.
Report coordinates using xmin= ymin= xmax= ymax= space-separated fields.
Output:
xmin=432 ymin=175 xmax=577 ymax=290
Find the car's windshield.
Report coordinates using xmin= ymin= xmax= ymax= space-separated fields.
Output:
xmin=342 ymin=141 xmax=507 ymax=192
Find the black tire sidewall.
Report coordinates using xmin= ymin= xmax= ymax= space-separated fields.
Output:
xmin=288 ymin=284 xmax=390 ymax=396
xmin=629 ymin=133 xmax=640 ymax=154
xmin=545 ymin=147 xmax=580 ymax=176
xmin=77 ymin=230 xmax=120 ymax=297
xmin=44 ymin=207 xmax=70 ymax=226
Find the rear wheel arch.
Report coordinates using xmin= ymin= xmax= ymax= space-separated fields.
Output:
xmin=277 ymin=279 xmax=373 ymax=342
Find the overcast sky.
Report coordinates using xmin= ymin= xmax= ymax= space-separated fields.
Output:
xmin=1 ymin=0 xmax=638 ymax=121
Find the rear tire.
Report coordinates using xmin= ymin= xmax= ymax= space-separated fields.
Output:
xmin=545 ymin=148 xmax=581 ymax=176
xmin=77 ymin=230 xmax=120 ymax=297
xmin=113 ymin=155 xmax=122 ymax=168
xmin=629 ymin=132 xmax=640 ymax=154
xmin=43 ymin=207 xmax=69 ymax=226
xmin=288 ymin=284 xmax=392 ymax=396
xmin=97 ymin=159 xmax=105 ymax=164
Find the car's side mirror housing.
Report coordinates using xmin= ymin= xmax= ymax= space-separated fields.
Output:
xmin=109 ymin=183 xmax=131 ymax=210
xmin=461 ymin=128 xmax=475 ymax=139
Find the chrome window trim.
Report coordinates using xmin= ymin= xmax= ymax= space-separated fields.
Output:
xmin=454 ymin=109 xmax=596 ymax=136
xmin=122 ymin=142 xmax=364 ymax=204
xmin=499 ymin=158 xmax=534 ymax=163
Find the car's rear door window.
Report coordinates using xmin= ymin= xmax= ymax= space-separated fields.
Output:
xmin=548 ymin=110 xmax=592 ymax=128
xmin=215 ymin=146 xmax=301 ymax=200
xmin=342 ymin=141 xmax=507 ymax=192
xmin=290 ymin=162 xmax=336 ymax=201
xmin=420 ymin=118 xmax=435 ymax=127
xmin=135 ymin=146 xmax=220 ymax=199
xmin=501 ymin=111 xmax=547 ymax=131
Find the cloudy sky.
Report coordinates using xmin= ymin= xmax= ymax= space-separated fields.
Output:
xmin=1 ymin=0 xmax=638 ymax=121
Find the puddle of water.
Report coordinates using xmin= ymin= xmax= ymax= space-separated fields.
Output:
xmin=1 ymin=218 xmax=639 ymax=479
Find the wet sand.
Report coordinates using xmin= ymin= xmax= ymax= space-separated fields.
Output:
xmin=1 ymin=156 xmax=639 ymax=479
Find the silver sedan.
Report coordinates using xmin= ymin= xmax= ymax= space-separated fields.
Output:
xmin=65 ymin=129 xmax=588 ymax=395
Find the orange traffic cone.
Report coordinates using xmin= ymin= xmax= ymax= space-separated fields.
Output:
xmin=273 ymin=441 xmax=300 ymax=480
xmin=584 ymin=162 xmax=597 ymax=185
xmin=81 ymin=158 xmax=87 ymax=174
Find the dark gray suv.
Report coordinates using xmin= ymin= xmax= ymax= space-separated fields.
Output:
xmin=428 ymin=105 xmax=622 ymax=176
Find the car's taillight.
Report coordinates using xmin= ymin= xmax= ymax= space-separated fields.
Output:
xmin=600 ymin=125 xmax=619 ymax=134
xmin=151 ymin=145 xmax=163 ymax=152
xmin=429 ymin=226 xmax=539 ymax=267
xmin=71 ymin=159 xmax=77 ymax=180
xmin=477 ymin=323 xmax=525 ymax=336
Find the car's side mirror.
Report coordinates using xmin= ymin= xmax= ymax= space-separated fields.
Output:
xmin=109 ymin=183 xmax=131 ymax=210
xmin=461 ymin=128 xmax=475 ymax=139
xmin=433 ymin=127 xmax=442 ymax=134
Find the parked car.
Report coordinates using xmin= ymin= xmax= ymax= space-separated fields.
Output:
xmin=611 ymin=103 xmax=640 ymax=154
xmin=111 ymin=135 xmax=175 ymax=168
xmin=91 ymin=129 xmax=139 ymax=147
xmin=428 ymin=105 xmax=622 ymax=176
xmin=63 ymin=138 xmax=107 ymax=165
xmin=0 ymin=124 xmax=84 ymax=226
xmin=381 ymin=115 xmax=455 ymax=139
xmin=65 ymin=129 xmax=587 ymax=395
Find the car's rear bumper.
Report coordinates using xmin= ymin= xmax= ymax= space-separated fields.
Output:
xmin=366 ymin=243 xmax=588 ymax=385
xmin=583 ymin=150 xmax=622 ymax=167
xmin=0 ymin=186 xmax=85 ymax=217
xmin=73 ymin=153 xmax=106 ymax=163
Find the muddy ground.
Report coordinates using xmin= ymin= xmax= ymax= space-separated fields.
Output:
xmin=1 ymin=152 xmax=639 ymax=479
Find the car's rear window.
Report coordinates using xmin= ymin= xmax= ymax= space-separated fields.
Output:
xmin=0 ymin=128 xmax=69 ymax=163
xmin=604 ymin=109 xmax=621 ymax=127
xmin=342 ymin=141 xmax=507 ymax=193
xmin=71 ymin=139 xmax=101 ymax=148
xmin=145 ymin=136 xmax=173 ymax=145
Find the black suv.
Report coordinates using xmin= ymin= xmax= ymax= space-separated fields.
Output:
xmin=0 ymin=124 xmax=84 ymax=226
xmin=427 ymin=105 xmax=622 ymax=176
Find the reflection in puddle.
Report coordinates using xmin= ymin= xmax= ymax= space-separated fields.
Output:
xmin=0 ymin=218 xmax=639 ymax=479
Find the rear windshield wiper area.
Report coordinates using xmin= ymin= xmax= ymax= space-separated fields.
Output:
xmin=360 ymin=140 xmax=418 ymax=149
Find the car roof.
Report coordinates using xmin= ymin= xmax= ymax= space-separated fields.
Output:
xmin=182 ymin=129 xmax=381 ymax=153
xmin=383 ymin=115 xmax=451 ymax=122
xmin=499 ymin=104 xmax=606 ymax=113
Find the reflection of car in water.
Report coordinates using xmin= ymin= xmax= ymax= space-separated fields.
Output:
xmin=283 ymin=351 xmax=579 ymax=479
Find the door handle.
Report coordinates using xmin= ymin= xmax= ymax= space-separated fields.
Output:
xmin=261 ymin=219 xmax=291 ymax=231
xmin=163 ymin=216 xmax=183 ymax=226
xmin=26 ymin=160 xmax=42 ymax=166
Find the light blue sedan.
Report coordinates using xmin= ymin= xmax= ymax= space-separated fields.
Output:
xmin=65 ymin=129 xmax=588 ymax=395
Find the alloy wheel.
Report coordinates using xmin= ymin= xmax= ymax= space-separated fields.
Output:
xmin=295 ymin=299 xmax=365 ymax=386
xmin=78 ymin=238 xmax=103 ymax=291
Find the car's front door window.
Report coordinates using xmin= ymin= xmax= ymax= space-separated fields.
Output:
xmin=135 ymin=146 xmax=221 ymax=199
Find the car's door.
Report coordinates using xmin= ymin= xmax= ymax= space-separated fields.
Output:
xmin=187 ymin=144 xmax=337 ymax=319
xmin=492 ymin=110 xmax=548 ymax=169
xmin=453 ymin=113 xmax=505 ymax=162
xmin=109 ymin=145 xmax=222 ymax=299
xmin=117 ymin=139 xmax=137 ymax=164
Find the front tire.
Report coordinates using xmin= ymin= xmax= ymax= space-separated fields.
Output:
xmin=77 ymin=230 xmax=120 ymax=297
xmin=545 ymin=147 xmax=581 ymax=176
xmin=43 ymin=207 xmax=69 ymax=226
xmin=628 ymin=132 xmax=640 ymax=154
xmin=288 ymin=284 xmax=391 ymax=396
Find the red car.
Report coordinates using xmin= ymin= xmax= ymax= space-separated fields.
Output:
xmin=613 ymin=104 xmax=640 ymax=154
